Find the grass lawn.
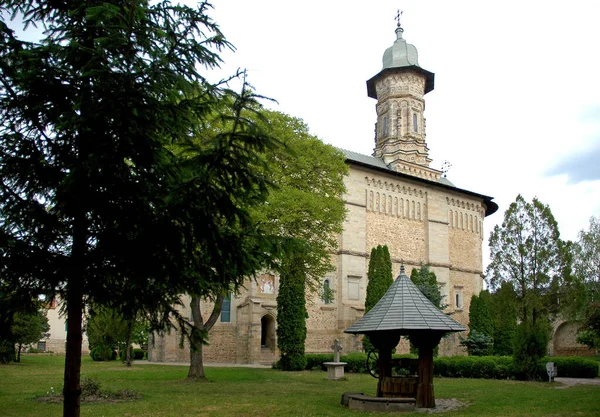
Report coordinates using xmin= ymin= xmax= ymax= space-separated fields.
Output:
xmin=1 ymin=355 xmax=599 ymax=417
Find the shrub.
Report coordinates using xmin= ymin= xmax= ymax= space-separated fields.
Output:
xmin=513 ymin=322 xmax=550 ymax=380
xmin=119 ymin=348 xmax=145 ymax=361
xmin=341 ymin=353 xmax=368 ymax=373
xmin=80 ymin=376 xmax=101 ymax=397
xmin=541 ymin=357 xmax=599 ymax=379
xmin=90 ymin=345 xmax=115 ymax=361
xmin=460 ymin=330 xmax=493 ymax=356
xmin=305 ymin=354 xmax=333 ymax=371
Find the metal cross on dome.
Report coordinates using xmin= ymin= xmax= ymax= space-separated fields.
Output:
xmin=395 ymin=9 xmax=403 ymax=27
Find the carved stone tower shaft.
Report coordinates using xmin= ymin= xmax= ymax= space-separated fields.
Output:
xmin=367 ymin=23 xmax=441 ymax=182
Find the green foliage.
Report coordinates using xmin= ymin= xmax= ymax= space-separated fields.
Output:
xmin=576 ymin=330 xmax=600 ymax=350
xmin=577 ymin=302 xmax=600 ymax=349
xmin=410 ymin=264 xmax=446 ymax=310
xmin=0 ymin=289 xmax=48 ymax=363
xmin=276 ymin=255 xmax=307 ymax=371
xmin=466 ymin=292 xmax=494 ymax=355
xmin=119 ymin=348 xmax=145 ymax=361
xmin=363 ymin=245 xmax=393 ymax=351
xmin=573 ymin=216 xmax=600 ymax=301
xmin=0 ymin=0 xmax=287 ymax=411
xmin=10 ymin=310 xmax=49 ymax=362
xmin=250 ymin=110 xmax=346 ymax=373
xmin=489 ymin=281 xmax=518 ymax=356
xmin=549 ymin=356 xmax=599 ymax=378
xmin=469 ymin=292 xmax=494 ymax=336
xmin=89 ymin=346 xmax=115 ymax=362
xmin=86 ymin=306 xmax=130 ymax=353
xmin=460 ymin=330 xmax=494 ymax=356
xmin=250 ymin=110 xmax=348 ymax=286
xmin=512 ymin=321 xmax=551 ymax=380
xmin=487 ymin=195 xmax=566 ymax=325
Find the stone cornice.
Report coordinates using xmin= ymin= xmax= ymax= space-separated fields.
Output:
xmin=334 ymin=249 xmax=482 ymax=275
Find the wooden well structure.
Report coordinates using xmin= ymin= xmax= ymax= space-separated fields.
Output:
xmin=345 ymin=266 xmax=465 ymax=408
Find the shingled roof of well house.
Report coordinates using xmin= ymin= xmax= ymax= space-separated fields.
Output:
xmin=344 ymin=269 xmax=466 ymax=334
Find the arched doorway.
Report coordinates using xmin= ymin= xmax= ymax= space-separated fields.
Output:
xmin=261 ymin=314 xmax=276 ymax=351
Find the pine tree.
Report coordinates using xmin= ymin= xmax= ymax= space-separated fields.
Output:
xmin=363 ymin=245 xmax=393 ymax=351
xmin=410 ymin=265 xmax=445 ymax=309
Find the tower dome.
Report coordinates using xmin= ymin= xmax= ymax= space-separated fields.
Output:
xmin=382 ymin=26 xmax=420 ymax=69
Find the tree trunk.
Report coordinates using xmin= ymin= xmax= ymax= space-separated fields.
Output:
xmin=188 ymin=342 xmax=206 ymax=379
xmin=124 ymin=320 xmax=133 ymax=367
xmin=63 ymin=285 xmax=83 ymax=417
xmin=16 ymin=344 xmax=22 ymax=363
xmin=63 ymin=212 xmax=86 ymax=417
xmin=187 ymin=294 xmax=225 ymax=380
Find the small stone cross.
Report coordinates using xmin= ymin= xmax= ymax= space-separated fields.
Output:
xmin=331 ymin=339 xmax=343 ymax=363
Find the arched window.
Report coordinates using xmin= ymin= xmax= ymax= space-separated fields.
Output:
xmin=413 ymin=113 xmax=418 ymax=133
xmin=220 ymin=294 xmax=231 ymax=322
xmin=322 ymin=279 xmax=332 ymax=304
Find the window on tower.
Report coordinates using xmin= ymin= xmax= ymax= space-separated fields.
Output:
xmin=413 ymin=113 xmax=418 ymax=133
xmin=382 ymin=116 xmax=389 ymax=137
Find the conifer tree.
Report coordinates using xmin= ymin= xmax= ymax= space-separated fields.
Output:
xmin=410 ymin=265 xmax=445 ymax=310
xmin=461 ymin=292 xmax=494 ymax=355
xmin=363 ymin=245 xmax=393 ymax=351
xmin=489 ymin=281 xmax=517 ymax=356
xmin=0 ymin=2 xmax=281 ymax=414
xmin=276 ymin=252 xmax=308 ymax=371
xmin=487 ymin=195 xmax=564 ymax=378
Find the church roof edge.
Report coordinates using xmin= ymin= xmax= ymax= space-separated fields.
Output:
xmin=337 ymin=147 xmax=498 ymax=217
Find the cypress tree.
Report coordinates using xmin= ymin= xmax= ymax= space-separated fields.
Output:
xmin=276 ymin=254 xmax=308 ymax=371
xmin=469 ymin=291 xmax=494 ymax=336
xmin=363 ymin=245 xmax=393 ymax=351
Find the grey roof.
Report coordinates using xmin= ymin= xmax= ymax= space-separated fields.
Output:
xmin=344 ymin=269 xmax=466 ymax=334
xmin=337 ymin=147 xmax=498 ymax=216
xmin=382 ymin=27 xmax=420 ymax=69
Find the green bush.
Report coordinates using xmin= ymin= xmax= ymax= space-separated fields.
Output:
xmin=540 ymin=357 xmax=599 ymax=379
xmin=512 ymin=322 xmax=550 ymax=380
xmin=90 ymin=345 xmax=115 ymax=361
xmin=341 ymin=352 xmax=368 ymax=373
xmin=119 ymin=348 xmax=145 ymax=361
xmin=297 ymin=353 xmax=598 ymax=380
xmin=305 ymin=354 xmax=333 ymax=371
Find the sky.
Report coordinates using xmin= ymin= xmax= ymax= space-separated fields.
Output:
xmin=8 ymin=1 xmax=600 ymax=268
xmin=202 ymin=0 xmax=600 ymax=265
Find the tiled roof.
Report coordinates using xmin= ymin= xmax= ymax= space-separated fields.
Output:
xmin=344 ymin=268 xmax=466 ymax=334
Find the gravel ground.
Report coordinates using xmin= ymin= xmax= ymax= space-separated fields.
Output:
xmin=554 ymin=377 xmax=600 ymax=388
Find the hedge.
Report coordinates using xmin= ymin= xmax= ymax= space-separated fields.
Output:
xmin=300 ymin=353 xmax=598 ymax=380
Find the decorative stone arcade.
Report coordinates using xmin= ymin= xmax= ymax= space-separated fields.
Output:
xmin=344 ymin=266 xmax=465 ymax=409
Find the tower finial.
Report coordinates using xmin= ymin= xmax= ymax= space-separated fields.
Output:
xmin=395 ymin=9 xmax=403 ymax=28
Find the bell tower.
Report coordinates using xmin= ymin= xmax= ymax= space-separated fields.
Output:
xmin=367 ymin=17 xmax=441 ymax=182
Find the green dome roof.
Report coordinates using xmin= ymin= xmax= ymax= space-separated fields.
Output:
xmin=382 ymin=26 xmax=420 ymax=69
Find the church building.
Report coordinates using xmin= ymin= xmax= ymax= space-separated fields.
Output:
xmin=149 ymin=21 xmax=498 ymax=364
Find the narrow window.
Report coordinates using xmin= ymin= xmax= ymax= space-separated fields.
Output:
xmin=220 ymin=294 xmax=231 ymax=322
xmin=382 ymin=116 xmax=389 ymax=137
xmin=322 ymin=279 xmax=332 ymax=304
xmin=413 ymin=113 xmax=418 ymax=133
xmin=454 ymin=287 xmax=464 ymax=310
